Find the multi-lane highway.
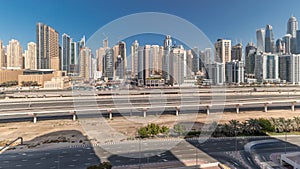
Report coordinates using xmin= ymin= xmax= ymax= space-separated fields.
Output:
xmin=1 ymin=90 xmax=300 ymax=122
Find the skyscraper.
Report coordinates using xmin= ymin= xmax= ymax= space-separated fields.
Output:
xmin=276 ymin=39 xmax=285 ymax=54
xmin=231 ymin=43 xmax=243 ymax=61
xmin=287 ymin=16 xmax=298 ymax=54
xmin=279 ymin=54 xmax=300 ymax=84
xmin=144 ymin=45 xmax=151 ymax=79
xmin=214 ymin=39 xmax=231 ymax=63
xmin=61 ymin=33 xmax=71 ymax=72
xmin=114 ymin=41 xmax=126 ymax=79
xmin=283 ymin=34 xmax=292 ymax=54
xmin=137 ymin=46 xmax=144 ymax=85
xmin=162 ymin=35 xmax=173 ymax=84
xmin=70 ymin=41 xmax=77 ymax=74
xmin=103 ymin=48 xmax=114 ymax=80
xmin=255 ymin=53 xmax=279 ymax=82
xmin=0 ymin=41 xmax=6 ymax=68
xmin=7 ymin=39 xmax=22 ymax=68
xmin=151 ymin=45 xmax=160 ymax=75
xmin=265 ymin=25 xmax=275 ymax=53
xmin=24 ymin=42 xmax=37 ymax=70
xmin=186 ymin=50 xmax=193 ymax=77
xmin=171 ymin=46 xmax=185 ymax=85
xmin=245 ymin=42 xmax=256 ymax=75
xmin=256 ymin=29 xmax=265 ymax=52
xmin=225 ymin=60 xmax=244 ymax=84
xmin=297 ymin=30 xmax=300 ymax=54
xmin=79 ymin=47 xmax=92 ymax=81
xmin=192 ymin=47 xmax=199 ymax=74
xmin=96 ymin=38 xmax=110 ymax=76
xmin=36 ymin=23 xmax=59 ymax=70
xmin=131 ymin=40 xmax=139 ymax=77
xmin=287 ymin=16 xmax=298 ymax=38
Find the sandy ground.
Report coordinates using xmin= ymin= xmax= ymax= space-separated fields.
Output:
xmin=0 ymin=108 xmax=299 ymax=146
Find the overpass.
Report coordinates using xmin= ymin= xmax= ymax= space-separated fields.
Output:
xmin=0 ymin=96 xmax=299 ymax=123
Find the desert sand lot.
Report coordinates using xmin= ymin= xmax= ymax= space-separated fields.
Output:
xmin=0 ymin=108 xmax=299 ymax=146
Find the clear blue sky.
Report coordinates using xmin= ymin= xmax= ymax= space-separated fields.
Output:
xmin=0 ymin=0 xmax=300 ymax=50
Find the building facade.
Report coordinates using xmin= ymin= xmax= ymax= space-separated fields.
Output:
xmin=7 ymin=39 xmax=23 ymax=69
xmin=225 ymin=61 xmax=244 ymax=84
xmin=24 ymin=42 xmax=37 ymax=70
xmin=36 ymin=23 xmax=59 ymax=70
xmin=256 ymin=29 xmax=265 ymax=52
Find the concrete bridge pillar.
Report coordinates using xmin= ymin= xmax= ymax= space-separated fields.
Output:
xmin=29 ymin=113 xmax=37 ymax=123
xmin=175 ymin=106 xmax=180 ymax=116
xmin=206 ymin=105 xmax=211 ymax=115
xmin=70 ymin=111 xmax=76 ymax=121
xmin=291 ymin=102 xmax=296 ymax=111
xmin=236 ymin=104 xmax=240 ymax=114
xmin=264 ymin=103 xmax=269 ymax=112
xmin=143 ymin=108 xmax=148 ymax=118
xmin=107 ymin=109 xmax=113 ymax=120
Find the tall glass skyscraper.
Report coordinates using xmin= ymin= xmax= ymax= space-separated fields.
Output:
xmin=256 ymin=29 xmax=265 ymax=52
xmin=62 ymin=33 xmax=71 ymax=72
xmin=287 ymin=16 xmax=298 ymax=54
xmin=265 ymin=25 xmax=275 ymax=53
xmin=162 ymin=35 xmax=172 ymax=84
xmin=287 ymin=16 xmax=298 ymax=38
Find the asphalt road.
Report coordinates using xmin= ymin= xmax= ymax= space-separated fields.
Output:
xmin=0 ymin=143 xmax=100 ymax=169
xmin=2 ymin=136 xmax=300 ymax=169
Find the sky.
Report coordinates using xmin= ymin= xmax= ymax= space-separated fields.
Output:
xmin=1 ymin=0 xmax=300 ymax=52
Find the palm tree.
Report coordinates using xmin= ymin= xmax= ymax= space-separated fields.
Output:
xmin=278 ymin=117 xmax=287 ymax=132
xmin=246 ymin=118 xmax=261 ymax=135
xmin=293 ymin=117 xmax=300 ymax=131
xmin=222 ymin=123 xmax=234 ymax=137
xmin=271 ymin=117 xmax=281 ymax=133
xmin=229 ymin=120 xmax=241 ymax=135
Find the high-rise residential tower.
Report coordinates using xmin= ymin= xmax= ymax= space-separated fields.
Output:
xmin=162 ymin=35 xmax=173 ymax=84
xmin=287 ymin=16 xmax=298 ymax=38
xmin=36 ymin=23 xmax=59 ymax=70
xmin=103 ymin=48 xmax=114 ymax=80
xmin=287 ymin=16 xmax=298 ymax=54
xmin=114 ymin=41 xmax=126 ymax=79
xmin=283 ymin=34 xmax=292 ymax=54
xmin=0 ymin=41 xmax=6 ymax=68
xmin=61 ymin=33 xmax=71 ymax=72
xmin=245 ymin=42 xmax=256 ymax=76
xmin=297 ymin=30 xmax=300 ymax=54
xmin=256 ymin=29 xmax=265 ymax=52
xmin=214 ymin=39 xmax=231 ymax=63
xmin=7 ymin=39 xmax=23 ymax=68
xmin=265 ymin=25 xmax=275 ymax=53
xmin=24 ymin=42 xmax=37 ymax=70
xmin=131 ymin=40 xmax=139 ymax=77
xmin=231 ymin=43 xmax=243 ymax=61
xmin=79 ymin=47 xmax=92 ymax=81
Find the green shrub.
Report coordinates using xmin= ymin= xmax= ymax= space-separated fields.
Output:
xmin=258 ymin=118 xmax=275 ymax=132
